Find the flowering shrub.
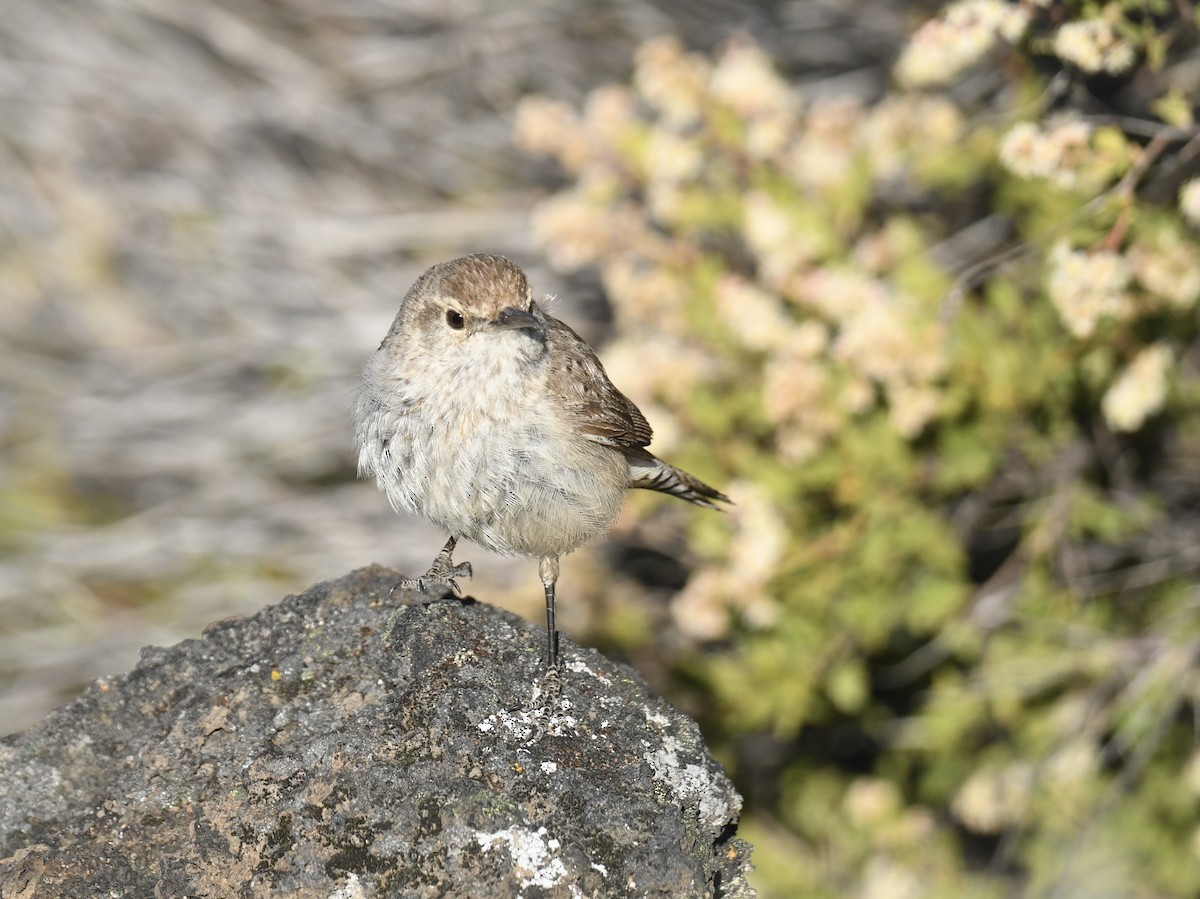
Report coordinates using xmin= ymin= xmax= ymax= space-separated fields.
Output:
xmin=518 ymin=5 xmax=1200 ymax=897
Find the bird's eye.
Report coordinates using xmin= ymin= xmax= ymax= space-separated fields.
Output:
xmin=445 ymin=309 xmax=465 ymax=330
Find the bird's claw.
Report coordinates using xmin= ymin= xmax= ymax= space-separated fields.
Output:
xmin=389 ymin=556 xmax=472 ymax=599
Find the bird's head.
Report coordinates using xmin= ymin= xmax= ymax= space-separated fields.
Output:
xmin=389 ymin=254 xmax=548 ymax=366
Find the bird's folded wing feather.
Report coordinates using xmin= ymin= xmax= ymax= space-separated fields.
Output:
xmin=545 ymin=317 xmax=653 ymax=449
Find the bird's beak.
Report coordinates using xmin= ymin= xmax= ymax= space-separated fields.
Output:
xmin=488 ymin=307 xmax=542 ymax=333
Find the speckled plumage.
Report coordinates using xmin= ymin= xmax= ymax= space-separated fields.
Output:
xmin=354 ymin=254 xmax=727 ymax=678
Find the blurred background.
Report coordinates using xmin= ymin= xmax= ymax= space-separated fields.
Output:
xmin=6 ymin=1 xmax=1200 ymax=896
xmin=0 ymin=0 xmax=907 ymax=733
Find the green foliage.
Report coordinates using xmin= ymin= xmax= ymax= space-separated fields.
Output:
xmin=517 ymin=5 xmax=1200 ymax=897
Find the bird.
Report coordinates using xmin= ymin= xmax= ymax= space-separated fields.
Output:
xmin=354 ymin=254 xmax=728 ymax=692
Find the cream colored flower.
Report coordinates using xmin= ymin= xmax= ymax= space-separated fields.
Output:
xmin=709 ymin=39 xmax=795 ymax=118
xmin=776 ymin=427 xmax=823 ymax=463
xmin=644 ymin=180 xmax=684 ymax=224
xmin=864 ymin=95 xmax=963 ymax=179
xmin=726 ymin=483 xmax=789 ymax=591
xmin=762 ymin=340 xmax=838 ymax=464
xmin=1179 ymin=178 xmax=1200 ymax=227
xmin=840 ymin=377 xmax=876 ymax=415
xmin=888 ymin=383 xmax=942 ymax=438
xmin=792 ymin=320 xmax=830 ymax=358
xmin=745 ymin=111 xmax=796 ymax=160
xmin=833 ymin=299 xmax=909 ymax=382
xmin=714 ymin=275 xmax=794 ymax=351
xmin=1044 ymin=740 xmax=1099 ymax=788
xmin=601 ymin=333 xmax=712 ymax=406
xmin=861 ymin=858 xmax=921 ymax=899
xmin=895 ymin=0 xmax=1030 ymax=88
xmin=952 ymin=765 xmax=1034 ymax=833
xmin=790 ymin=267 xmax=889 ymax=322
xmin=833 ymin=295 xmax=946 ymax=388
xmin=643 ymin=126 xmax=703 ymax=183
xmin=763 ymin=352 xmax=830 ymax=428
xmin=1054 ymin=17 xmax=1136 ymax=74
xmin=531 ymin=192 xmax=609 ymax=270
xmin=634 ymin=36 xmax=710 ymax=126
xmin=1130 ymin=236 xmax=1200 ymax=309
xmin=1185 ymin=751 xmax=1200 ymax=796
xmin=786 ymin=97 xmax=864 ymax=190
xmin=1046 ymin=242 xmax=1133 ymax=337
xmin=788 ymin=133 xmax=855 ymax=190
xmin=845 ymin=778 xmax=902 ymax=827
xmin=602 ymin=259 xmax=687 ymax=332
xmin=671 ymin=483 xmax=785 ymax=638
xmin=999 ymin=118 xmax=1094 ymax=190
xmin=671 ymin=569 xmax=731 ymax=640
xmin=1102 ymin=344 xmax=1172 ymax=432
xmin=514 ymin=97 xmax=592 ymax=174
xmin=743 ymin=192 xmax=792 ymax=258
xmin=742 ymin=191 xmax=820 ymax=286
xmin=583 ymin=85 xmax=638 ymax=143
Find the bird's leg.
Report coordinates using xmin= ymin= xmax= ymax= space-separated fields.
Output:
xmin=538 ymin=554 xmax=562 ymax=703
xmin=390 ymin=535 xmax=473 ymax=598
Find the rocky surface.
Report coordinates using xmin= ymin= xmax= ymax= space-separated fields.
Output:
xmin=0 ymin=566 xmax=753 ymax=898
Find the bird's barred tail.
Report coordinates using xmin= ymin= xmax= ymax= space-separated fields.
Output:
xmin=627 ymin=452 xmax=730 ymax=510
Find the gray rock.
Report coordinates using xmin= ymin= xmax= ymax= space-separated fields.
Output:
xmin=0 ymin=565 xmax=753 ymax=898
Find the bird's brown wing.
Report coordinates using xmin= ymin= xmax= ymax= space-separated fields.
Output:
xmin=544 ymin=314 xmax=730 ymax=509
xmin=544 ymin=316 xmax=653 ymax=449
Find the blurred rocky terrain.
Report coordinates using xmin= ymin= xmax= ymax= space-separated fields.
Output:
xmin=0 ymin=0 xmax=913 ymax=732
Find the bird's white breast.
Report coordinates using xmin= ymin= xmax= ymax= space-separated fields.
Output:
xmin=356 ymin=333 xmax=627 ymax=558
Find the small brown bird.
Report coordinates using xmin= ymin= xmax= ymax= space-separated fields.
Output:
xmin=354 ymin=254 xmax=727 ymax=686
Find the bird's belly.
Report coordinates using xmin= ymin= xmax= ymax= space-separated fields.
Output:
xmin=388 ymin=407 xmax=628 ymax=558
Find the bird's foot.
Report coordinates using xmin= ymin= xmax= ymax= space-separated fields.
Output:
xmin=389 ymin=538 xmax=472 ymax=599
